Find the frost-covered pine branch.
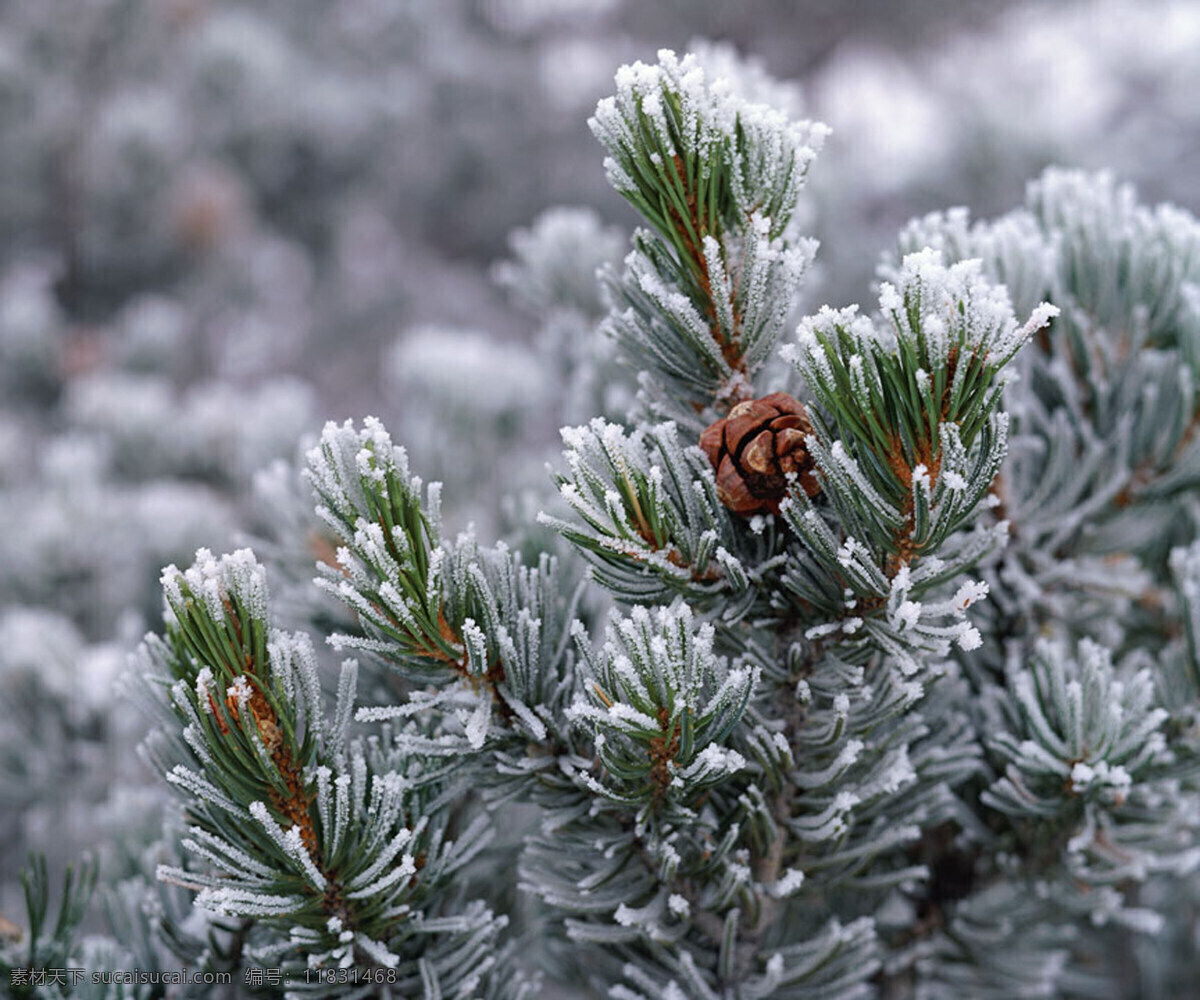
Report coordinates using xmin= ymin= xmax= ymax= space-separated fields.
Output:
xmin=109 ymin=41 xmax=1200 ymax=1000
xmin=134 ymin=546 xmax=512 ymax=996
xmin=535 ymin=47 xmax=1199 ymax=999
xmin=591 ymin=48 xmax=825 ymax=425
xmin=871 ymin=171 xmax=1200 ymax=997
xmin=0 ymin=855 xmax=97 ymax=999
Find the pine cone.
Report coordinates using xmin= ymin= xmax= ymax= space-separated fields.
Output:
xmin=699 ymin=392 xmax=820 ymax=516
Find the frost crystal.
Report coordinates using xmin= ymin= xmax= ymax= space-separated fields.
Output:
xmin=668 ymin=894 xmax=691 ymax=917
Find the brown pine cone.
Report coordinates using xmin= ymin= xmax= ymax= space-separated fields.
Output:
xmin=699 ymin=392 xmax=820 ymax=516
